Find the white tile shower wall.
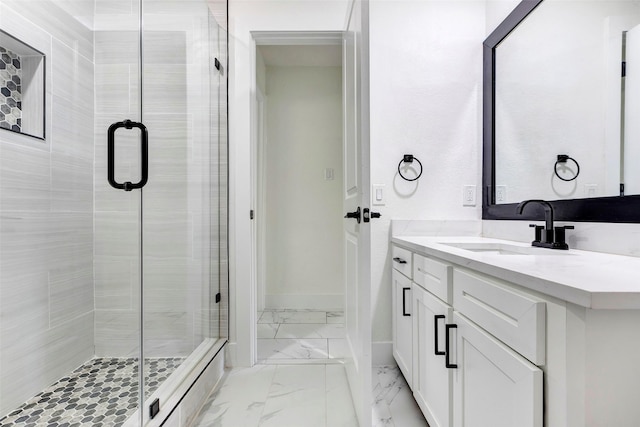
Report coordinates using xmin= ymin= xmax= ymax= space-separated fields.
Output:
xmin=0 ymin=0 xmax=94 ymax=418
xmin=369 ymin=1 xmax=486 ymax=362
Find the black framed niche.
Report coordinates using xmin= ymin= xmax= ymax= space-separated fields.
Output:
xmin=0 ymin=30 xmax=45 ymax=140
xmin=483 ymin=0 xmax=640 ymax=223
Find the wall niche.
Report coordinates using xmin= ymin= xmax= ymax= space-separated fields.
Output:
xmin=0 ymin=30 xmax=45 ymax=140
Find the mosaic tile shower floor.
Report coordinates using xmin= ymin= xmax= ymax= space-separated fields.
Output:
xmin=0 ymin=357 xmax=184 ymax=427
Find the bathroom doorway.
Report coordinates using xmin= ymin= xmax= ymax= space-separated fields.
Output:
xmin=252 ymin=37 xmax=346 ymax=363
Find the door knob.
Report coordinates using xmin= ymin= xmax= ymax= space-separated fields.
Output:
xmin=363 ymin=208 xmax=382 ymax=223
xmin=344 ymin=207 xmax=361 ymax=224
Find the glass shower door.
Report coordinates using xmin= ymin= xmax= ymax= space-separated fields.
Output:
xmin=138 ymin=0 xmax=227 ymax=424
xmin=95 ymin=2 xmax=146 ymax=423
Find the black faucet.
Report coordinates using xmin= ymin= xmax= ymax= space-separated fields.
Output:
xmin=516 ymin=199 xmax=574 ymax=250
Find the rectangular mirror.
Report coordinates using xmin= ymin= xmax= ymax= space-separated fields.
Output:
xmin=483 ymin=0 xmax=640 ymax=222
xmin=0 ymin=30 xmax=45 ymax=140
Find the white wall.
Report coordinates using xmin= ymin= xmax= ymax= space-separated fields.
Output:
xmin=369 ymin=0 xmax=486 ymax=362
xmin=264 ymin=65 xmax=344 ymax=310
xmin=228 ymin=0 xmax=350 ymax=366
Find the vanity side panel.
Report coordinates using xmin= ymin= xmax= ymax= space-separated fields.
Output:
xmin=565 ymin=303 xmax=586 ymax=427
xmin=584 ymin=309 xmax=640 ymax=427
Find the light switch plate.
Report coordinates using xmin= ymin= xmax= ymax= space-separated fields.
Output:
xmin=324 ymin=168 xmax=334 ymax=181
xmin=373 ymin=184 xmax=385 ymax=206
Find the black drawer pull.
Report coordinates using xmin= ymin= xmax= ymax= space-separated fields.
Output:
xmin=402 ymin=287 xmax=411 ymax=316
xmin=434 ymin=315 xmax=445 ymax=356
xmin=393 ymin=257 xmax=407 ymax=264
xmin=445 ymin=324 xmax=458 ymax=369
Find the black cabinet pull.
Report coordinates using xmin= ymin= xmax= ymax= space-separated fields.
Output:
xmin=393 ymin=257 xmax=407 ymax=264
xmin=434 ymin=315 xmax=445 ymax=356
xmin=107 ymin=120 xmax=148 ymax=191
xmin=445 ymin=324 xmax=458 ymax=369
xmin=402 ymin=287 xmax=411 ymax=316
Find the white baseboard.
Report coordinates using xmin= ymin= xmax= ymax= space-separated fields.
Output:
xmin=372 ymin=341 xmax=394 ymax=366
xmin=264 ymin=294 xmax=343 ymax=311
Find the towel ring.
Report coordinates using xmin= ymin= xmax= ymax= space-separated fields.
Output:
xmin=554 ymin=154 xmax=580 ymax=182
xmin=398 ymin=154 xmax=423 ymax=182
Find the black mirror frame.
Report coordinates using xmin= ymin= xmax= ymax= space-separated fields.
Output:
xmin=483 ymin=0 xmax=640 ymax=223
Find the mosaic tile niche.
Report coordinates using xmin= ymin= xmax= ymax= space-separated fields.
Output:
xmin=0 ymin=46 xmax=21 ymax=132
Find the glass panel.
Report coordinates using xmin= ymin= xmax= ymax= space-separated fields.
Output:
xmin=0 ymin=0 xmax=144 ymax=425
xmin=140 ymin=0 xmax=227 ymax=421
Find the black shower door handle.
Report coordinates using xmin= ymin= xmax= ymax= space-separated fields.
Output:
xmin=107 ymin=119 xmax=148 ymax=191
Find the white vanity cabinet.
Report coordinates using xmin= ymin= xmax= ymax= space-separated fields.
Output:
xmin=392 ymin=235 xmax=640 ymax=426
xmin=391 ymin=245 xmax=414 ymax=387
xmin=412 ymin=283 xmax=453 ymax=427
xmin=391 ymin=244 xmax=544 ymax=427
xmin=392 ymin=270 xmax=413 ymax=387
xmin=450 ymin=269 xmax=544 ymax=427
xmin=452 ymin=312 xmax=543 ymax=427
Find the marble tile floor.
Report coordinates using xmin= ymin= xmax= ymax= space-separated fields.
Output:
xmin=191 ymin=364 xmax=426 ymax=427
xmin=257 ymin=309 xmax=347 ymax=363
xmin=0 ymin=357 xmax=184 ymax=427
xmin=372 ymin=365 xmax=427 ymax=427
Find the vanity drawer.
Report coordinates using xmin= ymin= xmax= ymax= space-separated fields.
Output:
xmin=413 ymin=254 xmax=452 ymax=304
xmin=453 ymin=269 xmax=545 ymax=365
xmin=392 ymin=245 xmax=413 ymax=279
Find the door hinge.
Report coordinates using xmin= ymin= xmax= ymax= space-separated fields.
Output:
xmin=215 ymin=292 xmax=221 ymax=303
xmin=250 ymin=210 xmax=254 ymax=220
xmin=622 ymin=61 xmax=627 ymax=77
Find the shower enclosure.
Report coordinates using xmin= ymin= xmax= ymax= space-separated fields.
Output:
xmin=0 ymin=0 xmax=228 ymax=425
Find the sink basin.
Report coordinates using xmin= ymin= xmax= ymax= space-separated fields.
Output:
xmin=440 ymin=242 xmax=572 ymax=256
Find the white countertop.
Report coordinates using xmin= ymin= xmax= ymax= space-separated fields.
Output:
xmin=391 ymin=235 xmax=640 ymax=309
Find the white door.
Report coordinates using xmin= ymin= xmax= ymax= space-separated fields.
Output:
xmin=452 ymin=313 xmax=543 ymax=427
xmin=343 ymin=2 xmax=372 ymax=424
xmin=624 ymin=24 xmax=640 ymax=194
xmin=413 ymin=285 xmax=454 ymax=427
xmin=392 ymin=270 xmax=413 ymax=387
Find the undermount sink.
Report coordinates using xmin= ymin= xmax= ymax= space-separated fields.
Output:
xmin=440 ymin=242 xmax=572 ymax=256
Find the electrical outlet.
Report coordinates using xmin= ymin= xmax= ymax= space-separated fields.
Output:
xmin=496 ymin=185 xmax=507 ymax=202
xmin=463 ymin=185 xmax=476 ymax=206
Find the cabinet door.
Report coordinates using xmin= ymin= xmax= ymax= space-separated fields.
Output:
xmin=392 ymin=270 xmax=413 ymax=387
xmin=452 ymin=313 xmax=543 ymax=427
xmin=413 ymin=284 xmax=453 ymax=427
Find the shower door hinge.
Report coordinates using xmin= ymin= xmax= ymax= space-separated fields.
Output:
xmin=622 ymin=61 xmax=627 ymax=77
xmin=216 ymin=293 xmax=221 ymax=303
xmin=250 ymin=210 xmax=254 ymax=220
xmin=149 ymin=398 xmax=160 ymax=419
